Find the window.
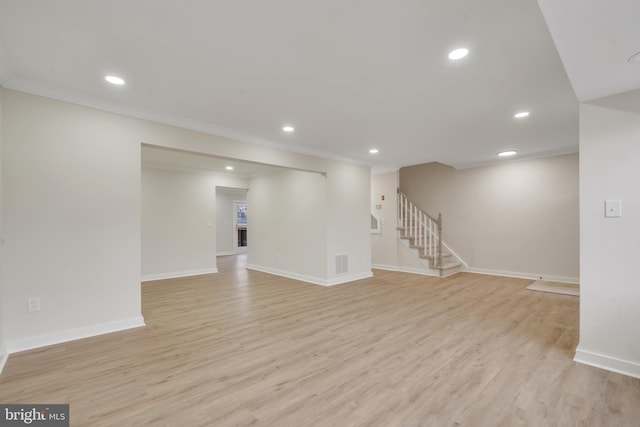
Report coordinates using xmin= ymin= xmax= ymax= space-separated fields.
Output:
xmin=237 ymin=204 xmax=247 ymax=225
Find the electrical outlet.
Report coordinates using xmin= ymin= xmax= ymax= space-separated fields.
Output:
xmin=28 ymin=296 xmax=41 ymax=312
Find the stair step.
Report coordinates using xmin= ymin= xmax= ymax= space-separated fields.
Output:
xmin=397 ymin=191 xmax=462 ymax=277
xmin=433 ymin=261 xmax=462 ymax=277
xmin=419 ymin=252 xmax=452 ymax=260
xmin=431 ymin=260 xmax=460 ymax=269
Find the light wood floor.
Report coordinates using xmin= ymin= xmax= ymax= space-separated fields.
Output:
xmin=1 ymin=255 xmax=639 ymax=426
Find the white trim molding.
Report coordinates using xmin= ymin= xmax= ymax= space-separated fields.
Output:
xmin=141 ymin=267 xmax=218 ymax=282
xmin=246 ymin=264 xmax=373 ymax=287
xmin=6 ymin=316 xmax=146 ymax=355
xmin=3 ymin=78 xmax=368 ymax=168
xmin=326 ymin=271 xmax=374 ymax=286
xmin=575 ymin=347 xmax=640 ymax=379
xmin=372 ymin=264 xmax=441 ymax=277
xmin=216 ymin=251 xmax=236 ymax=257
xmin=246 ymin=264 xmax=328 ymax=286
xmin=466 ymin=267 xmax=579 ymax=284
xmin=0 ymin=344 xmax=8 ymax=376
xmin=452 ymin=146 xmax=579 ymax=170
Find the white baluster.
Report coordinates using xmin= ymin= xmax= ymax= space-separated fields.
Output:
xmin=409 ymin=202 xmax=413 ymax=238
xmin=423 ymin=214 xmax=427 ymax=256
xmin=413 ymin=205 xmax=418 ymax=241
xmin=400 ymin=194 xmax=404 ymax=228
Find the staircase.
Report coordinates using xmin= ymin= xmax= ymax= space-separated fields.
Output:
xmin=397 ymin=190 xmax=463 ymax=277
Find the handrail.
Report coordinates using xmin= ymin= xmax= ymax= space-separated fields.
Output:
xmin=397 ymin=189 xmax=439 ymax=224
xmin=397 ymin=189 xmax=443 ymax=267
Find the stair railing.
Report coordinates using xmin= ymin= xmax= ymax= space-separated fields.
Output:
xmin=397 ymin=189 xmax=442 ymax=267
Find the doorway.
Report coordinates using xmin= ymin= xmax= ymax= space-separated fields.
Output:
xmin=215 ymin=187 xmax=248 ymax=256
xmin=234 ymin=200 xmax=248 ymax=254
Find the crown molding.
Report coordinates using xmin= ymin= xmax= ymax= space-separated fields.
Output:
xmin=3 ymin=76 xmax=371 ymax=167
xmin=448 ymin=146 xmax=579 ymax=170
xmin=371 ymin=166 xmax=400 ymax=175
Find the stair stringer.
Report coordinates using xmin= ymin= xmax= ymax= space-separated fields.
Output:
xmin=397 ymin=235 xmax=467 ymax=277
xmin=397 ymin=236 xmax=442 ymax=276
xmin=440 ymin=242 xmax=468 ymax=275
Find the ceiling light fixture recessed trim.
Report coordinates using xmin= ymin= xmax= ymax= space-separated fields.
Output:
xmin=105 ymin=75 xmax=125 ymax=85
xmin=369 ymin=148 xmax=379 ymax=154
xmin=514 ymin=111 xmax=530 ymax=119
xmin=282 ymin=126 xmax=294 ymax=132
xmin=448 ymin=48 xmax=469 ymax=60
xmin=498 ymin=150 xmax=517 ymax=157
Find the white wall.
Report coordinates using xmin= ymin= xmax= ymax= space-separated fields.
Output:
xmin=325 ymin=163 xmax=372 ymax=283
xmin=249 ymin=165 xmax=372 ymax=286
xmin=216 ymin=188 xmax=247 ymax=255
xmin=142 ymin=168 xmax=247 ymax=279
xmin=1 ymin=89 xmax=372 ymax=352
xmin=0 ymin=86 xmax=6 ymax=369
xmin=399 ymin=154 xmax=579 ymax=282
xmin=576 ymin=90 xmax=640 ymax=378
xmin=371 ymin=171 xmax=399 ymax=269
xmin=2 ymin=89 xmax=144 ymax=352
xmin=247 ymin=169 xmax=328 ymax=283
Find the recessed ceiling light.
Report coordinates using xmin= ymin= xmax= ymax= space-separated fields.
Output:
xmin=225 ymin=166 xmax=234 ymax=171
xmin=105 ymin=75 xmax=125 ymax=85
xmin=498 ymin=150 xmax=517 ymax=157
xmin=369 ymin=148 xmax=379 ymax=154
xmin=514 ymin=111 xmax=530 ymax=119
xmin=282 ymin=126 xmax=294 ymax=132
xmin=628 ymin=51 xmax=640 ymax=64
xmin=448 ymin=48 xmax=469 ymax=60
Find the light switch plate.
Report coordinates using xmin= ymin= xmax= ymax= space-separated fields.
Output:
xmin=605 ymin=200 xmax=622 ymax=218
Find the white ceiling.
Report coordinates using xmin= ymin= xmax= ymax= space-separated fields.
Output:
xmin=0 ymin=0 xmax=629 ymax=172
xmin=536 ymin=0 xmax=640 ymax=102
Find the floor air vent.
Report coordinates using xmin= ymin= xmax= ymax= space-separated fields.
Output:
xmin=335 ymin=254 xmax=348 ymax=275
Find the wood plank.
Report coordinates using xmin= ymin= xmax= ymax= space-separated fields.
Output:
xmin=0 ymin=255 xmax=638 ymax=426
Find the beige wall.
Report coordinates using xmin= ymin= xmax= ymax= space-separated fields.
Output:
xmin=399 ymin=154 xmax=579 ymax=282
xmin=577 ymin=90 xmax=640 ymax=378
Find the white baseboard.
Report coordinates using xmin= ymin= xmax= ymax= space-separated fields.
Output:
xmin=141 ymin=267 xmax=218 ymax=282
xmin=442 ymin=242 xmax=469 ymax=272
xmin=372 ymin=264 xmax=441 ymax=277
xmin=6 ymin=316 xmax=146 ymax=355
xmin=0 ymin=344 xmax=8 ymax=376
xmin=371 ymin=264 xmax=401 ymax=271
xmin=246 ymin=264 xmax=327 ymax=285
xmin=216 ymin=251 xmax=235 ymax=256
xmin=574 ymin=347 xmax=640 ymax=379
xmin=466 ymin=267 xmax=579 ymax=284
xmin=326 ymin=271 xmax=373 ymax=286
xmin=246 ymin=264 xmax=373 ymax=287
